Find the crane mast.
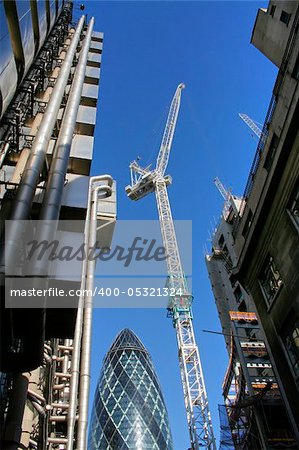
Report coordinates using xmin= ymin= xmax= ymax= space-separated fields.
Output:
xmin=125 ymin=84 xmax=216 ymax=450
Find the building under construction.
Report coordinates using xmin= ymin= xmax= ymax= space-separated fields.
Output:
xmin=206 ymin=207 xmax=297 ymax=449
xmin=206 ymin=0 xmax=299 ymax=448
xmin=0 ymin=1 xmax=116 ymax=449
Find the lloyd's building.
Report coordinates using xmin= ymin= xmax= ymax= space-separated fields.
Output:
xmin=0 ymin=1 xmax=116 ymax=449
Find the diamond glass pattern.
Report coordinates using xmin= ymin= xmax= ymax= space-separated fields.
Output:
xmin=88 ymin=329 xmax=174 ymax=449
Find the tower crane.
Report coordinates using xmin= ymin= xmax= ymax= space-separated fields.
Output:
xmin=239 ymin=113 xmax=265 ymax=141
xmin=214 ymin=177 xmax=239 ymax=216
xmin=125 ymin=84 xmax=216 ymax=450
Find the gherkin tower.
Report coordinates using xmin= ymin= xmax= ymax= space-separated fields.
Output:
xmin=88 ymin=329 xmax=174 ymax=450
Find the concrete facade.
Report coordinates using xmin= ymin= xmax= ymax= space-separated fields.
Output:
xmin=206 ymin=0 xmax=299 ymax=447
xmin=206 ymin=209 xmax=296 ymax=448
xmin=251 ymin=1 xmax=298 ymax=67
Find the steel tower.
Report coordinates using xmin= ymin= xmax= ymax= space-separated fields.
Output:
xmin=125 ymin=84 xmax=216 ymax=450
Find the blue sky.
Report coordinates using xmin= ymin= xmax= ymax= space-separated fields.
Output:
xmin=85 ymin=1 xmax=278 ymax=448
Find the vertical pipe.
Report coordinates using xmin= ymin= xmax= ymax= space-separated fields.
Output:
xmin=65 ymin=178 xmax=93 ymax=450
xmin=2 ymin=374 xmax=29 ymax=450
xmin=32 ymin=17 xmax=94 ymax=282
xmin=75 ymin=177 xmax=113 ymax=450
xmin=0 ymin=142 xmax=10 ymax=169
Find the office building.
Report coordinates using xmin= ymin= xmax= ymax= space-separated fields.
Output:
xmin=206 ymin=0 xmax=299 ymax=447
xmin=88 ymin=329 xmax=174 ymax=450
xmin=0 ymin=1 xmax=116 ymax=448
xmin=206 ymin=208 xmax=296 ymax=449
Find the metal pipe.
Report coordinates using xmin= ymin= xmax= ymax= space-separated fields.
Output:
xmin=31 ymin=400 xmax=46 ymax=417
xmin=43 ymin=352 xmax=52 ymax=364
xmin=65 ymin=176 xmax=93 ymax=450
xmin=2 ymin=374 xmax=29 ymax=450
xmin=29 ymin=438 xmax=38 ymax=448
xmin=58 ymin=345 xmax=74 ymax=351
xmin=48 ymin=437 xmax=68 ymax=444
xmin=61 ymin=338 xmax=71 ymax=404
xmin=44 ymin=343 xmax=53 ymax=354
xmin=39 ymin=17 xmax=94 ymax=221
xmin=3 ymin=15 xmax=85 ymax=269
xmin=0 ymin=142 xmax=10 ymax=168
xmin=51 ymin=403 xmax=69 ymax=409
xmin=53 ymin=384 xmax=67 ymax=390
xmin=27 ymin=389 xmax=46 ymax=404
xmin=67 ymin=175 xmax=113 ymax=450
xmin=50 ymin=415 xmax=78 ymax=422
xmin=77 ymin=180 xmax=112 ymax=449
xmin=55 ymin=373 xmax=72 ymax=379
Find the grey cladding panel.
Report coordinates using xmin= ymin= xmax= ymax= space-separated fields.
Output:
xmin=85 ymin=66 xmax=100 ymax=85
xmin=89 ymin=41 xmax=103 ymax=52
xmin=70 ymin=135 xmax=94 ymax=160
xmin=88 ymin=52 xmax=102 ymax=64
xmin=62 ymin=174 xmax=89 ymax=209
xmin=77 ymin=106 xmax=96 ymax=124
xmin=47 ymin=135 xmax=94 ymax=161
xmin=82 ymin=83 xmax=99 ymax=100
xmin=91 ymin=31 xmax=103 ymax=41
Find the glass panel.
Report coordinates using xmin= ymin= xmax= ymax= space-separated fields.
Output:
xmin=88 ymin=329 xmax=174 ymax=449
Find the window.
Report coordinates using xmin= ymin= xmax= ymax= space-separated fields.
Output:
xmin=264 ymin=133 xmax=279 ymax=171
xmin=259 ymin=255 xmax=283 ymax=306
xmin=222 ymin=244 xmax=229 ymax=257
xmin=269 ymin=4 xmax=276 ymax=17
xmin=238 ymin=300 xmax=247 ymax=313
xmin=280 ymin=10 xmax=291 ymax=26
xmin=222 ymin=244 xmax=233 ymax=268
xmin=287 ymin=181 xmax=299 ymax=229
xmin=242 ymin=210 xmax=253 ymax=238
xmin=292 ymin=54 xmax=299 ymax=80
xmin=284 ymin=320 xmax=299 ymax=382
xmin=234 ymin=285 xmax=243 ymax=302
xmin=218 ymin=234 xmax=225 ymax=248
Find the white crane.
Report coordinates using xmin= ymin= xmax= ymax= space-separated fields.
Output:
xmin=125 ymin=84 xmax=216 ymax=450
xmin=239 ymin=113 xmax=265 ymax=141
xmin=214 ymin=177 xmax=239 ymax=216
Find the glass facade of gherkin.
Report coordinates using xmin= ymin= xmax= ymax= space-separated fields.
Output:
xmin=88 ymin=329 xmax=174 ymax=450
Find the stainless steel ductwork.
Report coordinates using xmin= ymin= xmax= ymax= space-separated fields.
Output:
xmin=67 ymin=175 xmax=113 ymax=450
xmin=0 ymin=15 xmax=85 ymax=374
xmin=9 ymin=14 xmax=85 ymax=223
xmin=40 ymin=17 xmax=95 ymax=222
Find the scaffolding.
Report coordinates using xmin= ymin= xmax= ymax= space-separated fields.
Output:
xmin=221 ymin=311 xmax=296 ymax=449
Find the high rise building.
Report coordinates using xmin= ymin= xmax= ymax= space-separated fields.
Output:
xmin=0 ymin=2 xmax=116 ymax=448
xmin=88 ymin=329 xmax=174 ymax=450
xmin=206 ymin=0 xmax=299 ymax=447
xmin=206 ymin=206 xmax=297 ymax=449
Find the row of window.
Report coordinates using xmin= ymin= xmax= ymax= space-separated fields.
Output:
xmin=269 ymin=5 xmax=292 ymax=26
xmin=242 ymin=180 xmax=299 ymax=240
xmin=258 ymin=255 xmax=299 ymax=385
xmin=242 ymin=178 xmax=298 ymax=384
xmin=258 ymin=254 xmax=283 ymax=306
xmin=269 ymin=5 xmax=299 ymax=80
xmin=284 ymin=320 xmax=299 ymax=384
